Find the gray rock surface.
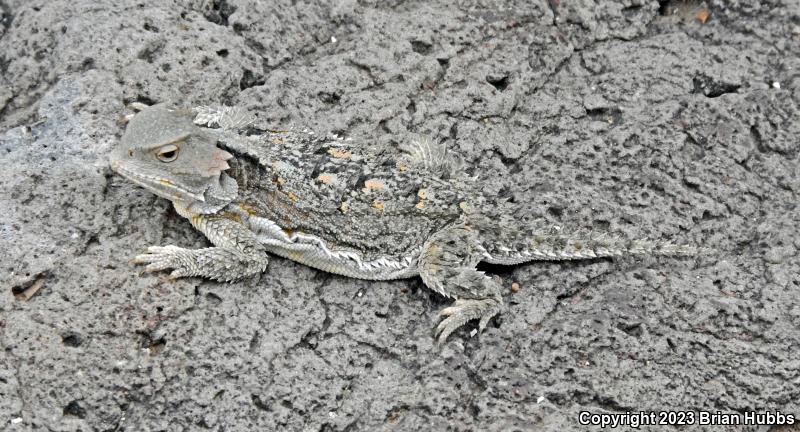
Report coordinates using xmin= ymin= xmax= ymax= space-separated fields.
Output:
xmin=1 ymin=0 xmax=798 ymax=430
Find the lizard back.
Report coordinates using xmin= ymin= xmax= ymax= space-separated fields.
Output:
xmin=219 ymin=129 xmax=466 ymax=260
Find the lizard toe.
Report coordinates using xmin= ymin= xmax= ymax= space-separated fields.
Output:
xmin=133 ymin=245 xmax=182 ymax=264
xmin=438 ymin=299 xmax=468 ymax=317
xmin=146 ymin=245 xmax=182 ymax=254
xmin=435 ymin=314 xmax=470 ymax=344
xmin=169 ymin=268 xmax=191 ymax=279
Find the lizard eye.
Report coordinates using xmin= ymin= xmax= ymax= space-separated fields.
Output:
xmin=156 ymin=144 xmax=179 ymax=162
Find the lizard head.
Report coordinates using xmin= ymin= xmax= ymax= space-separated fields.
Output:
xmin=110 ymin=104 xmax=237 ymax=212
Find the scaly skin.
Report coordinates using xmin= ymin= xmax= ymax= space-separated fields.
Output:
xmin=111 ymin=104 xmax=705 ymax=344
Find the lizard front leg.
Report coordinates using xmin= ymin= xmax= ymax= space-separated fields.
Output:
xmin=419 ymin=223 xmax=503 ymax=344
xmin=134 ymin=204 xmax=268 ymax=282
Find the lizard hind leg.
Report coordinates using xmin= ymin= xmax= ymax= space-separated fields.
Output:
xmin=419 ymin=223 xmax=503 ymax=344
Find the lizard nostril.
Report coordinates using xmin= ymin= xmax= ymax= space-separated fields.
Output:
xmin=128 ymin=150 xmax=134 ymax=157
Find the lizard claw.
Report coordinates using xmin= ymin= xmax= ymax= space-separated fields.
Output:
xmin=435 ymin=298 xmax=502 ymax=344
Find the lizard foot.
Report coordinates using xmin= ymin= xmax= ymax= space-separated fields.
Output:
xmin=435 ymin=298 xmax=502 ymax=344
xmin=133 ymin=244 xmax=267 ymax=282
xmin=133 ymin=245 xmax=197 ymax=279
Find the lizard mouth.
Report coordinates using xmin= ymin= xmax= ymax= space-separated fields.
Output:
xmin=111 ymin=159 xmax=207 ymax=202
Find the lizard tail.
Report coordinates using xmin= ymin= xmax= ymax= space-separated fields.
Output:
xmin=480 ymin=230 xmax=711 ymax=266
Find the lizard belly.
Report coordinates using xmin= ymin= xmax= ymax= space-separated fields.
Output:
xmin=245 ymin=214 xmax=420 ymax=280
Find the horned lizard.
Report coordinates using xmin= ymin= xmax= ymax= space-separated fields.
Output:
xmin=110 ymin=104 xmax=703 ymax=343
